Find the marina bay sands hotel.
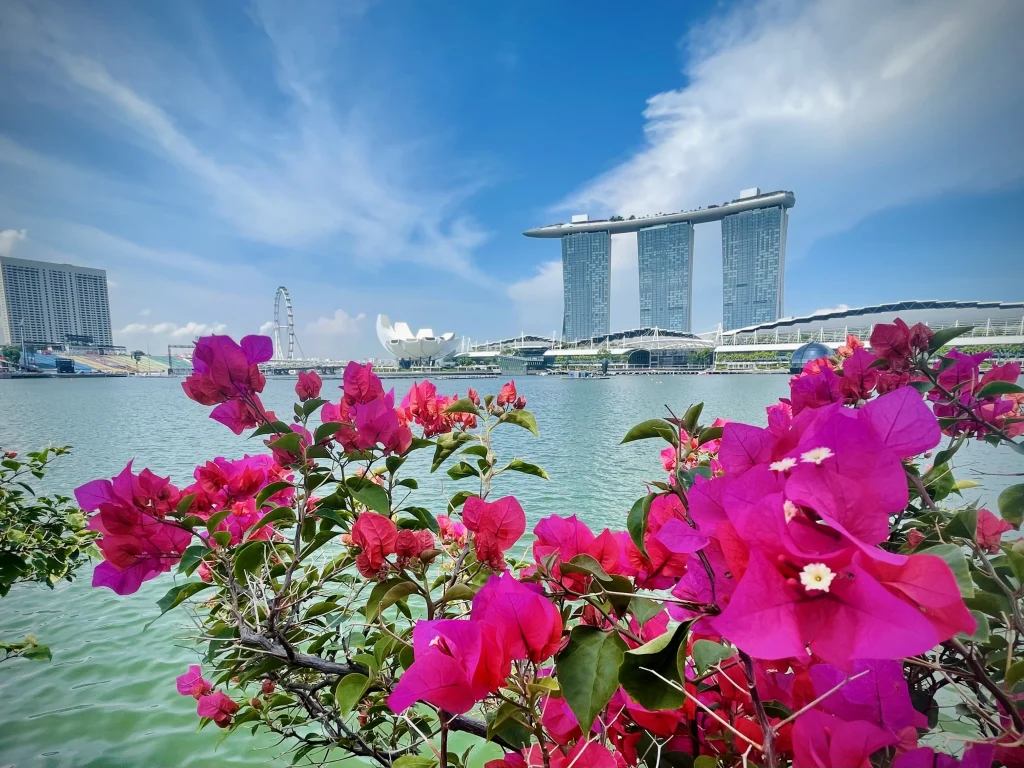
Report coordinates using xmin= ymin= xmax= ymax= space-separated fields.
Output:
xmin=524 ymin=188 xmax=795 ymax=338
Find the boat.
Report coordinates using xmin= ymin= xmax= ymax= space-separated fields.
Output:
xmin=560 ymin=371 xmax=610 ymax=380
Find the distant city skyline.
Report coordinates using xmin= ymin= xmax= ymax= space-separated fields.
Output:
xmin=0 ymin=0 xmax=1021 ymax=357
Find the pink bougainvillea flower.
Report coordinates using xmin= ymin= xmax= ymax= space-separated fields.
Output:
xmin=532 ymin=515 xmax=621 ymax=591
xmin=471 ymin=572 xmax=562 ymax=663
xmin=176 ymin=665 xmax=213 ymax=699
xmin=839 ymin=347 xmax=879 ymax=402
xmin=342 ymin=361 xmax=385 ymax=405
xmin=789 ymin=366 xmax=844 ymax=414
xmin=463 ymin=496 xmax=526 ymax=570
xmin=894 ymin=744 xmax=996 ymax=768
xmin=836 ymin=333 xmax=864 ymax=358
xmin=395 ymin=529 xmax=434 ymax=561
xmin=485 ymin=754 xmax=527 ymax=768
xmin=351 ymin=391 xmax=413 ymax=455
xmin=792 ymin=710 xmax=897 ymax=768
xmin=541 ymin=695 xmax=582 ymax=745
xmin=210 ymin=394 xmax=272 ymax=435
xmin=76 ymin=463 xmax=192 ymax=595
xmin=294 ymin=370 xmax=322 ymax=401
xmin=437 ymin=514 xmax=467 ymax=546
xmin=809 ymin=660 xmax=926 ymax=734
xmin=196 ymin=690 xmax=239 ymax=728
xmin=977 ymin=508 xmax=1015 ymax=550
xmin=497 ymin=380 xmax=518 ymax=407
xmin=869 ymin=319 xmax=914 ymax=368
xmin=400 ymin=380 xmax=456 ymax=437
xmin=182 ymin=334 xmax=272 ymax=405
xmin=351 ymin=512 xmax=398 ymax=577
xmin=387 ymin=619 xmax=510 ymax=714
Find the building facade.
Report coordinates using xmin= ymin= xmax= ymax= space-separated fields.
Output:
xmin=637 ymin=222 xmax=694 ymax=331
xmin=0 ymin=256 xmax=113 ymax=346
xmin=561 ymin=231 xmax=611 ymax=341
xmin=721 ymin=205 xmax=788 ymax=331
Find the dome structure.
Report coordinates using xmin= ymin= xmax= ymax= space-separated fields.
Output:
xmin=790 ymin=342 xmax=834 ymax=374
xmin=376 ymin=315 xmax=456 ymax=361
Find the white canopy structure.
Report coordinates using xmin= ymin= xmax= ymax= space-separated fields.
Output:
xmin=376 ymin=315 xmax=456 ymax=361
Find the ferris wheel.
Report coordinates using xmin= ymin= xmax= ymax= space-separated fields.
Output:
xmin=272 ymin=286 xmax=304 ymax=360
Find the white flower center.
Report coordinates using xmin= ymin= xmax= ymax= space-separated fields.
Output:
xmin=770 ymin=457 xmax=798 ymax=472
xmin=800 ymin=447 xmax=834 ymax=465
xmin=799 ymin=563 xmax=836 ymax=593
xmin=783 ymin=500 xmax=799 ymax=523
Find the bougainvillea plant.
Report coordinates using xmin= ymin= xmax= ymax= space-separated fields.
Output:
xmin=74 ymin=324 xmax=1024 ymax=767
xmin=1 ymin=445 xmax=96 ymax=661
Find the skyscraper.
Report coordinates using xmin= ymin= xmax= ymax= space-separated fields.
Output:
xmin=0 ymin=256 xmax=113 ymax=346
xmin=637 ymin=222 xmax=694 ymax=331
xmin=721 ymin=205 xmax=788 ymax=331
xmin=561 ymin=230 xmax=610 ymax=340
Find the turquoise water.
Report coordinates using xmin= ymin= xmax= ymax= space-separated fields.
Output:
xmin=0 ymin=375 xmax=1019 ymax=767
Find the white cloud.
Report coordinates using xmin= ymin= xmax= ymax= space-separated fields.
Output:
xmin=305 ymin=309 xmax=367 ymax=338
xmin=139 ymin=308 xmax=151 ymax=316
xmin=810 ymin=304 xmax=851 ymax=316
xmin=513 ymin=0 xmax=1024 ymax=330
xmin=259 ymin=320 xmax=275 ymax=335
xmin=0 ymin=228 xmax=27 ymax=256
xmin=0 ymin=0 xmax=490 ymax=280
xmin=118 ymin=320 xmax=227 ymax=338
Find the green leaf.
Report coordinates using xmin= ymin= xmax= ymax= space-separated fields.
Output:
xmin=233 ymin=541 xmax=271 ymax=582
xmin=682 ymin=403 xmax=704 ymax=434
xmin=440 ymin=583 xmax=478 ymax=603
xmin=334 ymin=673 xmax=368 ymax=716
xmin=176 ymin=493 xmax=197 ymax=517
xmin=922 ymin=462 xmax=956 ymax=503
xmin=908 ymin=380 xmax=934 ymax=395
xmin=21 ymin=644 xmax=52 ymax=662
xmin=211 ymin=530 xmax=232 ymax=547
xmin=397 ymin=506 xmax=439 ymax=533
xmin=692 ymin=639 xmax=734 ymax=675
xmin=206 ymin=509 xmax=232 ymax=535
xmin=694 ymin=757 xmax=718 ymax=768
xmin=555 ymin=626 xmax=627 ymax=731
xmin=447 ymin=490 xmax=476 ymax=513
xmin=269 ymin=431 xmax=302 ymax=455
xmin=431 ymin=432 xmax=474 ymax=471
xmin=560 ymin=554 xmax=612 ymax=582
xmin=375 ymin=581 xmax=420 ymax=618
xmin=1006 ymin=660 xmax=1024 ymax=689
xmin=501 ymin=459 xmax=550 ymax=480
xmin=486 ymin=701 xmax=531 ymax=748
xmin=461 ymin=445 xmax=489 ymax=458
xmin=447 ymin=461 xmax=479 ymax=481
xmin=618 ymin=622 xmax=690 ymax=710
xmin=444 ymin=398 xmax=481 ymax=416
xmin=929 ymin=326 xmax=975 ymax=352
xmin=621 ymin=419 xmax=678 ymax=447
xmin=349 ymin=482 xmax=391 ymax=515
xmin=314 ymin=421 xmax=343 ymax=443
xmin=393 ymin=757 xmax=437 ymax=768
xmin=959 ymin=611 xmax=990 ymax=644
xmin=921 ymin=544 xmax=974 ymax=598
xmin=630 ymin=597 xmax=663 ymax=627
xmin=627 ymin=493 xmax=657 ymax=558
xmin=697 ymin=426 xmax=722 ymax=447
xmin=155 ymin=581 xmax=213 ymax=619
xmin=248 ymin=506 xmax=296 ymax=537
xmin=946 ymin=508 xmax=978 ymax=540
xmin=593 ymin=575 xmax=633 ymax=617
xmin=255 ymin=481 xmax=292 ymax=510
xmin=178 ymin=544 xmax=209 ymax=576
xmin=977 ymin=381 xmax=1024 ymax=399
xmin=500 ymin=410 xmax=539 ymax=437
xmin=302 ymin=397 xmax=327 ymax=416
xmin=998 ymin=484 xmax=1024 ymax=528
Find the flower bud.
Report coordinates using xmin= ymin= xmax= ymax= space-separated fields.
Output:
xmin=261 ymin=679 xmax=276 ymax=696
xmin=250 ymin=697 xmax=262 ymax=709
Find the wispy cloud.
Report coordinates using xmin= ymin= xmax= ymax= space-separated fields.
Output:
xmin=510 ymin=0 xmax=1024 ymax=332
xmin=0 ymin=0 xmax=491 ymax=280
xmin=119 ymin=320 xmax=227 ymax=338
xmin=0 ymin=228 xmax=26 ymax=257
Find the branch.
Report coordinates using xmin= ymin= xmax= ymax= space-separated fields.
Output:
xmin=741 ymin=652 xmax=778 ymax=768
xmin=947 ymin=638 xmax=1024 ymax=734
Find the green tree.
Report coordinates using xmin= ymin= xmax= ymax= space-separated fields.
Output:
xmin=0 ymin=446 xmax=96 ymax=662
xmin=1 ymin=345 xmax=20 ymax=365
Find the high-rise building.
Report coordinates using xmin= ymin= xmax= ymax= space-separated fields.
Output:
xmin=637 ymin=222 xmax=694 ymax=331
xmin=561 ymin=230 xmax=610 ymax=340
xmin=0 ymin=256 xmax=113 ymax=346
xmin=525 ymin=189 xmax=794 ymax=334
xmin=721 ymin=205 xmax=788 ymax=330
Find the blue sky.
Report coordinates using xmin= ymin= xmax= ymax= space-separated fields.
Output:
xmin=0 ymin=0 xmax=1022 ymax=358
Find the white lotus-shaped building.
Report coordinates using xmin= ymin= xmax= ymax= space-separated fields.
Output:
xmin=376 ymin=315 xmax=457 ymax=361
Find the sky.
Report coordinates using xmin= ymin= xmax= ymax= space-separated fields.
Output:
xmin=0 ymin=0 xmax=1022 ymax=359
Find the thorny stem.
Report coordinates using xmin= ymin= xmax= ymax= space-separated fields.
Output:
xmin=740 ymin=652 xmax=778 ymax=768
xmin=947 ymin=638 xmax=1024 ymax=734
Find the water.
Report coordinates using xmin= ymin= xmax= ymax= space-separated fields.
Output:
xmin=0 ymin=375 xmax=1019 ymax=767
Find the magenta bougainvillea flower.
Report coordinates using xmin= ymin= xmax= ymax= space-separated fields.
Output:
xmin=196 ymin=690 xmax=239 ymax=728
xmin=294 ymin=370 xmax=322 ymax=401
xmin=181 ymin=334 xmax=272 ymax=406
xmin=893 ymin=744 xmax=996 ymax=768
xmin=351 ymin=512 xmax=398 ymax=578
xmin=463 ymin=496 xmax=526 ymax=570
xmin=387 ymin=618 xmax=510 ymax=714
xmin=532 ymin=514 xmax=620 ymax=591
xmin=976 ymin=508 xmax=1014 ymax=552
xmin=791 ymin=710 xmax=897 ymax=768
xmin=471 ymin=572 xmax=562 ymax=663
xmin=175 ymin=665 xmax=213 ymax=700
